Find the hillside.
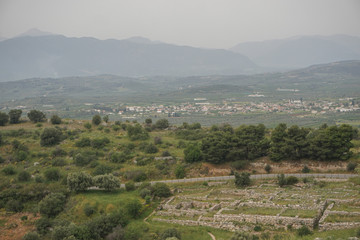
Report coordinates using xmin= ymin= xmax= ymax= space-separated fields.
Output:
xmin=0 ymin=118 xmax=359 ymax=240
xmin=0 ymin=35 xmax=257 ymax=82
xmin=230 ymin=35 xmax=360 ymax=69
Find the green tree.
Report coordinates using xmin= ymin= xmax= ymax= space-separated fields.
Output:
xmin=155 ymin=118 xmax=169 ymax=130
xmin=151 ymin=182 xmax=172 ymax=198
xmin=145 ymin=118 xmax=152 ymax=125
xmin=67 ymin=172 xmax=93 ymax=192
xmin=184 ymin=143 xmax=202 ymax=163
xmin=127 ymin=123 xmax=149 ymax=141
xmin=93 ymin=174 xmax=120 ymax=191
xmin=0 ymin=112 xmax=9 ymax=126
xmin=51 ymin=115 xmax=62 ymax=125
xmin=9 ymin=109 xmax=22 ymax=124
xmin=92 ymin=114 xmax=102 ymax=125
xmin=174 ymin=165 xmax=186 ymax=179
xmin=234 ymin=172 xmax=251 ymax=188
xmin=308 ymin=124 xmax=356 ymax=161
xmin=27 ymin=110 xmax=46 ymax=123
xmin=40 ymin=128 xmax=63 ymax=146
xmin=39 ymin=193 xmax=67 ymax=218
xmin=126 ymin=199 xmax=142 ymax=218
xmin=269 ymin=123 xmax=288 ymax=161
xmin=103 ymin=115 xmax=109 ymax=123
xmin=201 ymin=131 xmax=234 ymax=164
xmin=234 ymin=124 xmax=269 ymax=160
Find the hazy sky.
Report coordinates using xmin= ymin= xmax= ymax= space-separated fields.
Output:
xmin=1 ymin=0 xmax=360 ymax=48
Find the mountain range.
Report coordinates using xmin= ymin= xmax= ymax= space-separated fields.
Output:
xmin=0 ymin=33 xmax=256 ymax=82
xmin=1 ymin=30 xmax=360 ymax=82
xmin=230 ymin=35 xmax=360 ymax=69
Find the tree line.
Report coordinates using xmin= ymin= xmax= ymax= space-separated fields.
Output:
xmin=184 ymin=123 xmax=358 ymax=163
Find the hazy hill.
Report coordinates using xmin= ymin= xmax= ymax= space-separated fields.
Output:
xmin=230 ymin=35 xmax=360 ymax=69
xmin=0 ymin=34 xmax=257 ymax=82
xmin=1 ymin=60 xmax=359 ymax=106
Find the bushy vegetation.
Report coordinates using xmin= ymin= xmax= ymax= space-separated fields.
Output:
xmin=28 ymin=110 xmax=46 ymax=123
xmin=0 ymin=118 xmax=358 ymax=240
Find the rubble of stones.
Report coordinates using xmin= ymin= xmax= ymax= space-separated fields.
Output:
xmin=151 ymin=180 xmax=360 ymax=233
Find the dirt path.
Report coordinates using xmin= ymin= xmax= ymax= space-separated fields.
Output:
xmin=208 ymin=232 xmax=216 ymax=240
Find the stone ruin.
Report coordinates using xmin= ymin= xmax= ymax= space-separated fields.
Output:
xmin=151 ymin=181 xmax=360 ymax=233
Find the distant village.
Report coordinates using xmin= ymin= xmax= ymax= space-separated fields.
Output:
xmin=85 ymin=97 xmax=360 ymax=118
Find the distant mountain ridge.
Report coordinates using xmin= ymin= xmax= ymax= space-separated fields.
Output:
xmin=0 ymin=34 xmax=257 ymax=82
xmin=230 ymin=35 xmax=360 ymax=69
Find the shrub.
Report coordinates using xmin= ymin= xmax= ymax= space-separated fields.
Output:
xmin=84 ymin=204 xmax=96 ymax=217
xmin=286 ymin=176 xmax=299 ymax=185
xmin=110 ymin=152 xmax=131 ymax=163
xmin=18 ymin=170 xmax=31 ymax=182
xmin=125 ymin=181 xmax=136 ymax=191
xmin=264 ymin=164 xmax=272 ymax=173
xmin=93 ymin=165 xmax=112 ymax=176
xmin=35 ymin=175 xmax=44 ymax=183
xmin=52 ymin=158 xmax=67 ymax=167
xmin=152 ymin=182 xmax=172 ymax=198
xmin=230 ymin=160 xmax=248 ymax=170
xmin=126 ymin=199 xmax=142 ymax=218
xmin=6 ymin=199 xmax=24 ymax=212
xmin=0 ymin=112 xmax=9 ymax=126
xmin=44 ymin=168 xmax=61 ymax=181
xmin=75 ymin=137 xmax=91 ymax=147
xmin=160 ymin=228 xmax=181 ymax=240
xmin=184 ymin=144 xmax=202 ymax=163
xmin=347 ymin=162 xmax=357 ymax=172
xmin=124 ymin=170 xmax=147 ymax=182
xmin=155 ymin=119 xmax=169 ymax=130
xmin=253 ymin=225 xmax=262 ymax=232
xmin=93 ymin=174 xmax=120 ymax=191
xmin=297 ymin=225 xmax=312 ymax=236
xmin=91 ymin=137 xmax=110 ymax=149
xmin=105 ymin=225 xmax=124 ymax=240
xmin=51 ymin=115 xmax=62 ymax=125
xmin=127 ymin=124 xmax=149 ymax=141
xmin=39 ymin=193 xmax=67 ymax=218
xmin=14 ymin=150 xmax=28 ymax=162
xmin=36 ymin=217 xmax=52 ymax=235
xmin=278 ymin=174 xmax=299 ymax=187
xmin=147 ymin=143 xmax=160 ymax=154
xmin=67 ymin=172 xmax=93 ymax=192
xmin=84 ymin=122 xmax=92 ymax=129
xmin=278 ymin=174 xmax=286 ymax=187
xmin=92 ymin=115 xmax=102 ymax=125
xmin=112 ymin=125 xmax=120 ymax=131
xmin=3 ymin=166 xmax=16 ymax=175
xmin=9 ymin=109 xmax=22 ymax=124
xmin=174 ymin=165 xmax=186 ymax=179
xmin=40 ymin=128 xmax=63 ymax=146
xmin=23 ymin=232 xmax=40 ymax=240
xmin=302 ymin=165 xmax=310 ymax=173
xmin=21 ymin=215 xmax=28 ymax=221
xmin=74 ymin=151 xmax=98 ymax=166
xmin=28 ymin=110 xmax=46 ymax=123
xmin=52 ymin=147 xmax=67 ymax=157
xmin=139 ymin=188 xmax=151 ymax=199
xmin=234 ymin=172 xmax=251 ymax=188
xmin=230 ymin=232 xmax=258 ymax=240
